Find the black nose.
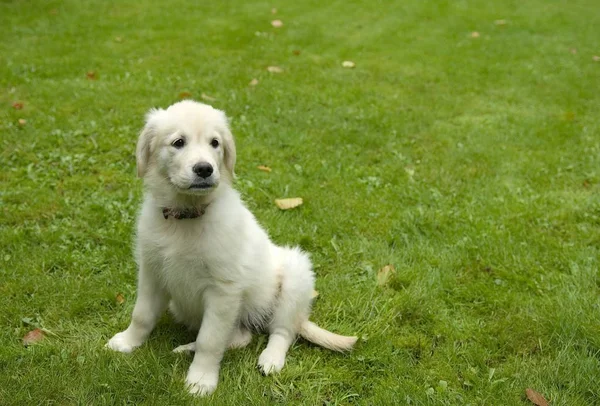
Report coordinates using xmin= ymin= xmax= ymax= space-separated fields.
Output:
xmin=193 ymin=163 xmax=214 ymax=178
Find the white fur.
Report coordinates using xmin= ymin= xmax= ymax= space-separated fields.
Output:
xmin=106 ymin=100 xmax=357 ymax=396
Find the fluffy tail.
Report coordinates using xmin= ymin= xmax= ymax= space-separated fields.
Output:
xmin=299 ymin=320 xmax=358 ymax=352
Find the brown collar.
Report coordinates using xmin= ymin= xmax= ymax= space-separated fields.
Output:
xmin=162 ymin=205 xmax=208 ymax=220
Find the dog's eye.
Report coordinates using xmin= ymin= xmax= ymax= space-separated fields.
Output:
xmin=172 ymin=138 xmax=185 ymax=148
xmin=210 ymin=138 xmax=220 ymax=148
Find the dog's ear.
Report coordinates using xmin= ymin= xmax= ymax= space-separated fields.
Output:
xmin=136 ymin=108 xmax=166 ymax=178
xmin=217 ymin=111 xmax=236 ymax=178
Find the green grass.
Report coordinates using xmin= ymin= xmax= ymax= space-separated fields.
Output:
xmin=1 ymin=0 xmax=600 ymax=404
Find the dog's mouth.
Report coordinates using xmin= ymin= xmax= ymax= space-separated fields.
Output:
xmin=188 ymin=183 xmax=213 ymax=190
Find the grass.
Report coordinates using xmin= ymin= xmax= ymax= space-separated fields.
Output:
xmin=1 ymin=0 xmax=600 ymax=404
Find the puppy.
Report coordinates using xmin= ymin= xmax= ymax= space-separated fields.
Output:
xmin=106 ymin=100 xmax=357 ymax=396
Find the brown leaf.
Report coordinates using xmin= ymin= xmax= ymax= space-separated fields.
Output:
xmin=257 ymin=165 xmax=272 ymax=172
xmin=525 ymin=388 xmax=549 ymax=406
xmin=275 ymin=197 xmax=303 ymax=210
xmin=12 ymin=101 xmax=24 ymax=110
xmin=593 ymin=55 xmax=600 ymax=62
xmin=249 ymin=78 xmax=259 ymax=86
xmin=569 ymin=48 xmax=577 ymax=54
xmin=292 ymin=50 xmax=301 ymax=56
xmin=471 ymin=31 xmax=480 ymax=38
xmin=583 ymin=179 xmax=591 ymax=188
xmin=342 ymin=61 xmax=356 ymax=68
xmin=18 ymin=119 xmax=26 ymax=126
xmin=271 ymin=20 xmax=283 ymax=28
xmin=23 ymin=328 xmax=45 ymax=346
xmin=49 ymin=9 xmax=58 ymax=15
xmin=201 ymin=93 xmax=217 ymax=102
xmin=178 ymin=91 xmax=192 ymax=99
xmin=267 ymin=66 xmax=283 ymax=73
xmin=86 ymin=71 xmax=97 ymax=80
xmin=494 ymin=19 xmax=507 ymax=26
xmin=377 ymin=265 xmax=396 ymax=286
xmin=116 ymin=293 xmax=125 ymax=304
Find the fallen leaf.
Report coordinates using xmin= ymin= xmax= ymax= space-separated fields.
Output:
xmin=178 ymin=91 xmax=192 ymax=99
xmin=342 ymin=61 xmax=356 ymax=68
xmin=275 ymin=197 xmax=303 ymax=210
xmin=201 ymin=93 xmax=217 ymax=102
xmin=23 ymin=328 xmax=45 ymax=346
xmin=267 ymin=66 xmax=283 ymax=73
xmin=377 ymin=265 xmax=396 ymax=286
xmin=271 ymin=8 xmax=277 ymax=14
xmin=494 ymin=19 xmax=507 ymax=26
xmin=583 ymin=179 xmax=591 ymax=188
xmin=525 ymin=388 xmax=549 ymax=406
xmin=257 ymin=165 xmax=272 ymax=172
xmin=271 ymin=19 xmax=283 ymax=28
xmin=471 ymin=31 xmax=480 ymax=38
xmin=249 ymin=78 xmax=259 ymax=86
xmin=49 ymin=9 xmax=58 ymax=15
xmin=311 ymin=290 xmax=319 ymax=299
xmin=86 ymin=71 xmax=97 ymax=80
xmin=12 ymin=101 xmax=23 ymax=110
xmin=593 ymin=55 xmax=600 ymax=62
xmin=292 ymin=50 xmax=301 ymax=56
xmin=18 ymin=119 xmax=26 ymax=126
xmin=116 ymin=293 xmax=125 ymax=304
xmin=569 ymin=48 xmax=577 ymax=54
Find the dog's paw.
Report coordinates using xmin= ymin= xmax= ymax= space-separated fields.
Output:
xmin=258 ymin=348 xmax=286 ymax=375
xmin=185 ymin=365 xmax=218 ymax=396
xmin=173 ymin=342 xmax=196 ymax=354
xmin=229 ymin=328 xmax=252 ymax=349
xmin=106 ymin=331 xmax=141 ymax=353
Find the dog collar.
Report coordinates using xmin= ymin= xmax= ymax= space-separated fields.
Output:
xmin=162 ymin=205 xmax=208 ymax=220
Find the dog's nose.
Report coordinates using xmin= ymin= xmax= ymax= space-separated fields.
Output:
xmin=192 ymin=163 xmax=214 ymax=178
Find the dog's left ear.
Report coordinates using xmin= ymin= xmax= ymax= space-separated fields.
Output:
xmin=217 ymin=111 xmax=236 ymax=178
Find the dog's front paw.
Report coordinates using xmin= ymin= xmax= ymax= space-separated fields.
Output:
xmin=185 ymin=365 xmax=218 ymax=396
xmin=106 ymin=331 xmax=141 ymax=353
xmin=258 ymin=348 xmax=286 ymax=375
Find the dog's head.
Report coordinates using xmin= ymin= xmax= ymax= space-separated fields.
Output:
xmin=136 ymin=100 xmax=236 ymax=197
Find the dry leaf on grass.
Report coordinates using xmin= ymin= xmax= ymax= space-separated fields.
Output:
xmin=525 ymin=388 xmax=549 ymax=406
xmin=116 ymin=293 xmax=125 ymax=304
xmin=342 ymin=61 xmax=356 ymax=68
xmin=86 ymin=71 xmax=97 ymax=80
xmin=471 ymin=31 xmax=480 ymax=38
xmin=18 ymin=119 xmax=26 ymax=126
xmin=267 ymin=66 xmax=283 ymax=73
xmin=249 ymin=78 xmax=259 ymax=86
xmin=12 ymin=102 xmax=24 ymax=110
xmin=311 ymin=290 xmax=319 ymax=299
xmin=293 ymin=50 xmax=301 ymax=56
xmin=178 ymin=91 xmax=192 ymax=99
xmin=275 ymin=197 xmax=303 ymax=210
xmin=570 ymin=48 xmax=577 ymax=54
xmin=377 ymin=265 xmax=396 ymax=286
xmin=201 ymin=93 xmax=217 ymax=102
xmin=257 ymin=165 xmax=272 ymax=172
xmin=23 ymin=328 xmax=45 ymax=346
xmin=271 ymin=20 xmax=283 ymax=28
xmin=593 ymin=55 xmax=600 ymax=62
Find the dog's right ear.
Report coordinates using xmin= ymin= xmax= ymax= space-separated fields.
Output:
xmin=136 ymin=108 xmax=166 ymax=178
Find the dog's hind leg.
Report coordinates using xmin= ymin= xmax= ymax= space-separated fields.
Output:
xmin=258 ymin=247 xmax=314 ymax=375
xmin=173 ymin=325 xmax=252 ymax=353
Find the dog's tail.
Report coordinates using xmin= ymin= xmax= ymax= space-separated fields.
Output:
xmin=299 ymin=320 xmax=358 ymax=352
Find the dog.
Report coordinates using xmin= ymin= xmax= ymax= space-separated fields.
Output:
xmin=106 ymin=100 xmax=357 ymax=396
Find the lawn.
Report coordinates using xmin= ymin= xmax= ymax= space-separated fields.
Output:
xmin=1 ymin=0 xmax=600 ymax=404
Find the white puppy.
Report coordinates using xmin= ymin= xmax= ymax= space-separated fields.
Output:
xmin=106 ymin=100 xmax=357 ymax=396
